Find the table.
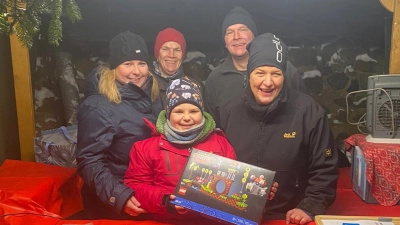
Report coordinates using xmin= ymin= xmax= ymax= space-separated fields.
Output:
xmin=1 ymin=162 xmax=400 ymax=225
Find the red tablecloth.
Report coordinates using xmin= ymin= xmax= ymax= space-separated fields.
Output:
xmin=0 ymin=159 xmax=84 ymax=224
xmin=344 ymin=134 xmax=400 ymax=206
xmin=55 ymin=219 xmax=307 ymax=225
xmin=1 ymin=165 xmax=399 ymax=225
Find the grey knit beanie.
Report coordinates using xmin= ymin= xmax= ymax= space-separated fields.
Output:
xmin=222 ymin=7 xmax=258 ymax=39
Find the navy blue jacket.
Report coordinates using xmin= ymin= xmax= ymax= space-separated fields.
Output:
xmin=77 ymin=66 xmax=159 ymax=214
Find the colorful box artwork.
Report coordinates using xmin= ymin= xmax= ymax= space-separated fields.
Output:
xmin=172 ymin=149 xmax=276 ymax=225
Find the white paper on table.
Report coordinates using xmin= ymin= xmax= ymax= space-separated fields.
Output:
xmin=321 ymin=220 xmax=394 ymax=225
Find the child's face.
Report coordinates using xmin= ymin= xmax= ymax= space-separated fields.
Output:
xmin=169 ymin=103 xmax=202 ymax=131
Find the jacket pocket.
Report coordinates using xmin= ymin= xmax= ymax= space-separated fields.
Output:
xmin=269 ymin=170 xmax=306 ymax=204
xmin=162 ymin=150 xmax=182 ymax=176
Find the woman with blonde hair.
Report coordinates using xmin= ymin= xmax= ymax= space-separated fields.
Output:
xmin=76 ymin=31 xmax=162 ymax=219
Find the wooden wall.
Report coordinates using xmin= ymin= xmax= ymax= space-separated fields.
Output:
xmin=0 ymin=35 xmax=20 ymax=165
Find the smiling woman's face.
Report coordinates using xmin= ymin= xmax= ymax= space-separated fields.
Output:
xmin=249 ymin=65 xmax=284 ymax=105
xmin=115 ymin=60 xmax=149 ymax=88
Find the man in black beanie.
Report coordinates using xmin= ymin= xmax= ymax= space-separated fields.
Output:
xmin=205 ymin=6 xmax=306 ymax=128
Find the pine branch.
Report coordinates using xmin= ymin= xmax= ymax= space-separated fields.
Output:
xmin=1 ymin=0 xmax=83 ymax=48
xmin=47 ymin=0 xmax=62 ymax=46
xmin=65 ymin=0 xmax=81 ymax=23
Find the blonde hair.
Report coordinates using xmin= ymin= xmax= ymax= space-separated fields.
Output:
xmin=148 ymin=71 xmax=160 ymax=102
xmin=98 ymin=65 xmax=160 ymax=104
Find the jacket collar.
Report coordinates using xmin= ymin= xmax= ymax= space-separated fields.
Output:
xmin=152 ymin=61 xmax=185 ymax=91
xmin=118 ymin=81 xmax=148 ymax=101
xmin=220 ymin=55 xmax=246 ymax=75
xmin=143 ymin=110 xmax=216 ymax=142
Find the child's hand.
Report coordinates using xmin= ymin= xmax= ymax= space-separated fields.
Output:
xmin=269 ymin=182 xmax=279 ymax=200
xmin=124 ymin=196 xmax=147 ymax=216
xmin=170 ymin=195 xmax=189 ymax=214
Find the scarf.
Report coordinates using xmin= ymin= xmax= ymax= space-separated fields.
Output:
xmin=164 ymin=118 xmax=205 ymax=145
xmin=153 ymin=61 xmax=184 ymax=81
xmin=156 ymin=110 xmax=216 ymax=146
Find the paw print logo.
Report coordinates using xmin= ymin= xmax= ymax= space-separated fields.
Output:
xmin=326 ymin=148 xmax=332 ymax=157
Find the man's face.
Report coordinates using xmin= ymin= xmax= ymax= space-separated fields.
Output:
xmin=224 ymin=24 xmax=254 ymax=58
xmin=157 ymin=41 xmax=183 ymax=76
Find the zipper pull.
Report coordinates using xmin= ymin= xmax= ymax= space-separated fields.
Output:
xmin=295 ymin=176 xmax=299 ymax=187
xmin=188 ymin=147 xmax=193 ymax=152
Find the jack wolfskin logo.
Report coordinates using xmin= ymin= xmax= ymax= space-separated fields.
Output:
xmin=326 ymin=148 xmax=332 ymax=157
xmin=283 ymin=132 xmax=296 ymax=138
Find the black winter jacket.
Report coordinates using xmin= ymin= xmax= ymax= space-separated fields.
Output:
xmin=205 ymin=55 xmax=305 ymax=128
xmin=220 ymin=87 xmax=338 ymax=219
xmin=77 ymin=66 xmax=158 ymax=215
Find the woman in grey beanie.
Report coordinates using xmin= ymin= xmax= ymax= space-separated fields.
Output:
xmin=220 ymin=33 xmax=339 ymax=224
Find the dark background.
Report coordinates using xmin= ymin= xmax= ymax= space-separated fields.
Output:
xmin=61 ymin=0 xmax=392 ymax=54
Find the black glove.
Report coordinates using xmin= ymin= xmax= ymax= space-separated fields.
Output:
xmin=162 ymin=194 xmax=178 ymax=214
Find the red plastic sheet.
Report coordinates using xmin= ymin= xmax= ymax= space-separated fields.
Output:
xmin=0 ymin=159 xmax=83 ymax=224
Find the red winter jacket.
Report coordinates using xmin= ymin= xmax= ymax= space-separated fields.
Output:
xmin=124 ymin=119 xmax=237 ymax=215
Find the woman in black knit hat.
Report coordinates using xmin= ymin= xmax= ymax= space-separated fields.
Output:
xmin=220 ymin=33 xmax=339 ymax=224
xmin=75 ymin=31 xmax=163 ymax=219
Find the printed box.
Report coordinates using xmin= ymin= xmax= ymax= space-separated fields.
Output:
xmin=172 ymin=149 xmax=276 ymax=225
xmin=350 ymin=146 xmax=378 ymax=204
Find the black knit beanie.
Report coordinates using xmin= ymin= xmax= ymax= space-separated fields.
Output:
xmin=247 ymin=33 xmax=288 ymax=75
xmin=222 ymin=7 xmax=258 ymax=39
xmin=109 ymin=31 xmax=150 ymax=70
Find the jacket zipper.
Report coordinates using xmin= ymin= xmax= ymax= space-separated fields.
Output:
xmin=258 ymin=121 xmax=264 ymax=166
xmin=163 ymin=150 xmax=171 ymax=171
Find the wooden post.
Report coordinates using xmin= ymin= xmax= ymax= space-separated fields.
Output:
xmin=380 ymin=0 xmax=400 ymax=73
xmin=9 ymin=34 xmax=36 ymax=161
